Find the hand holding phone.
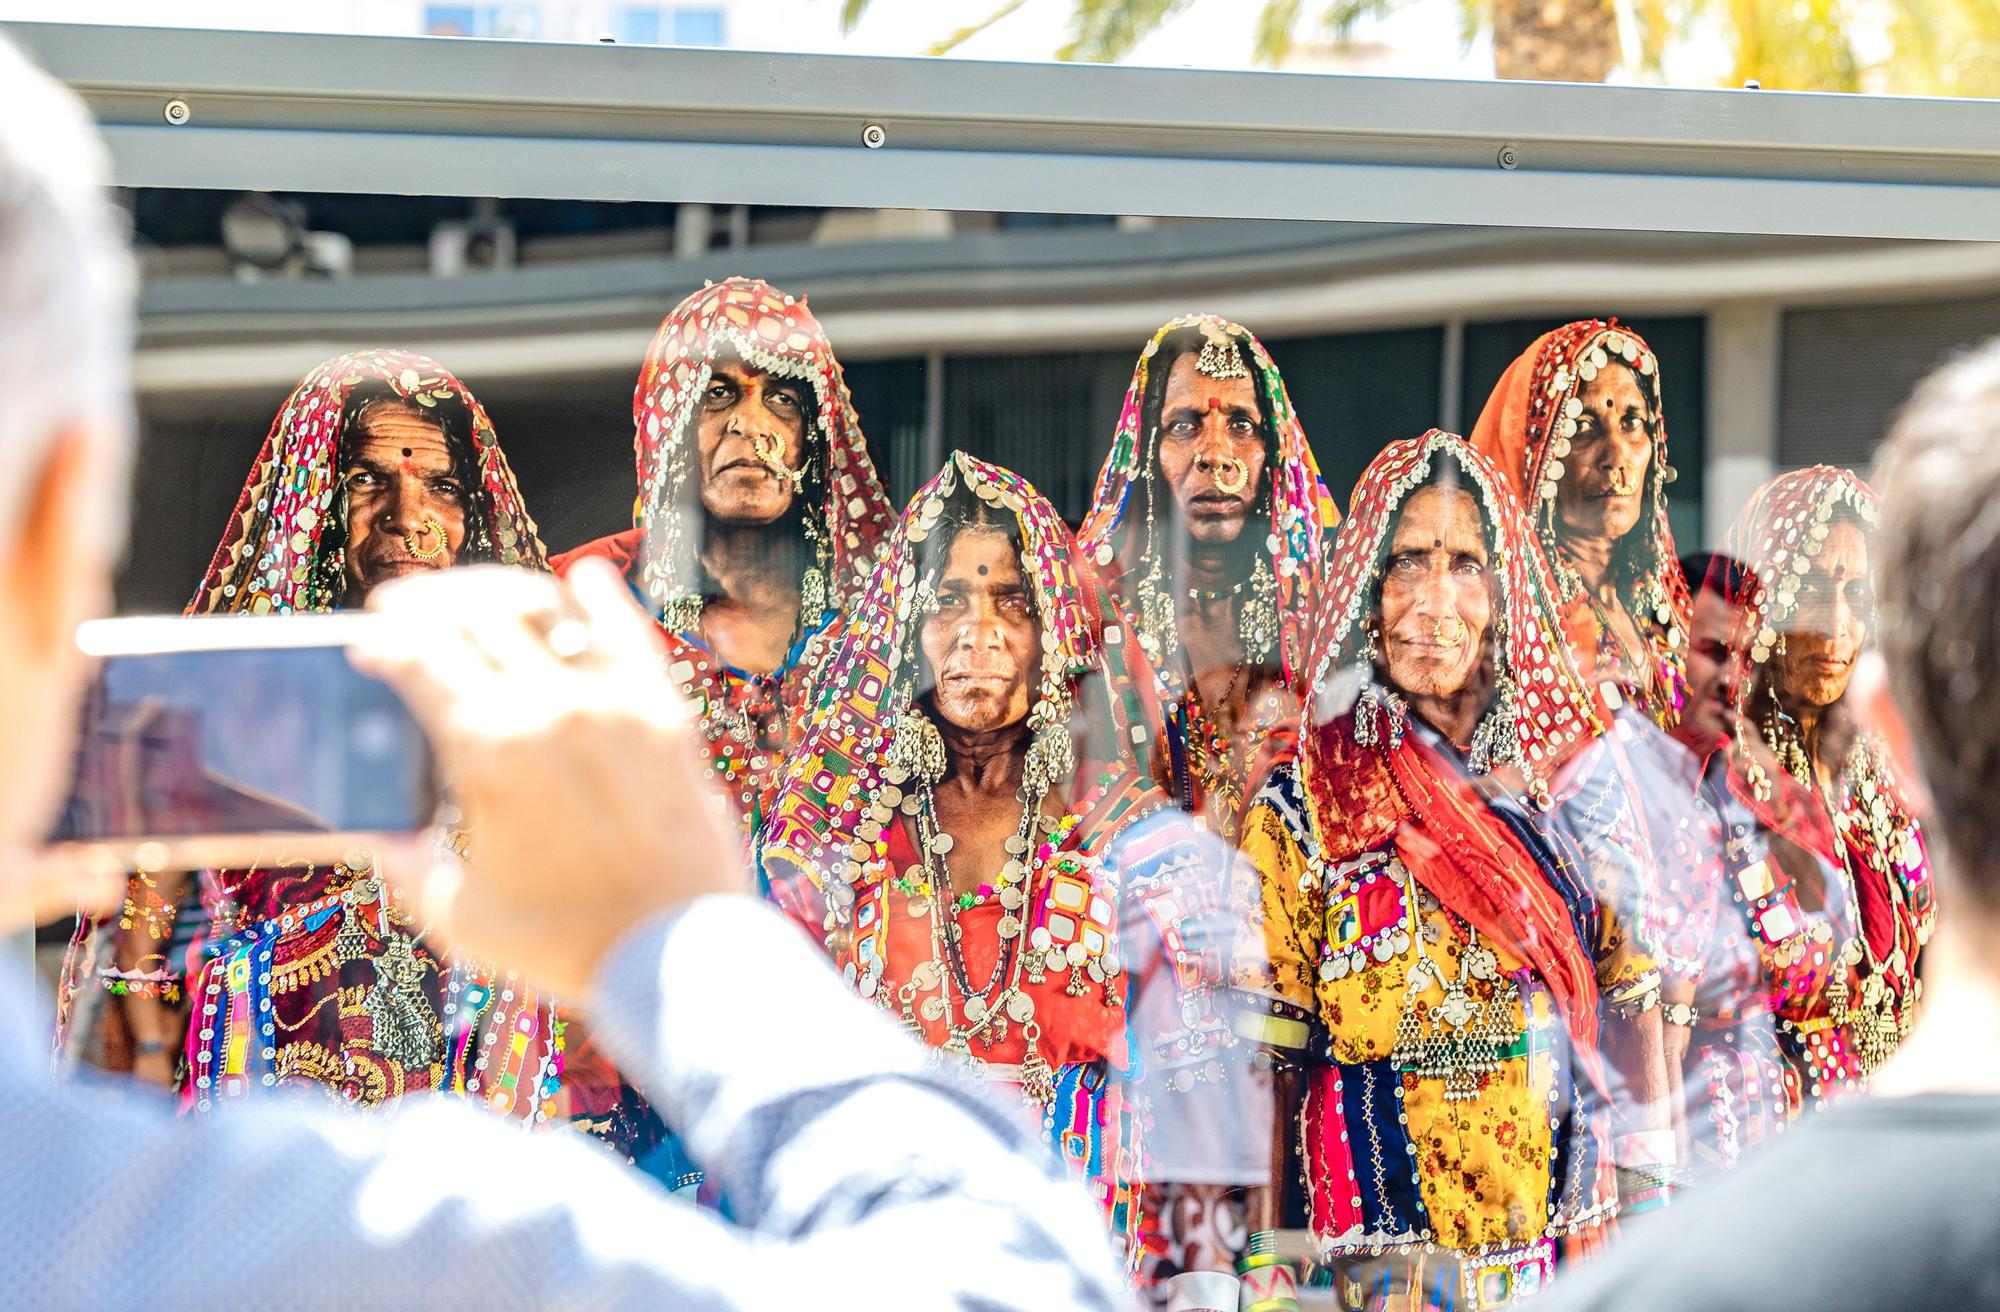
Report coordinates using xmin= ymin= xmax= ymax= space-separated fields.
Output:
xmin=353 ymin=560 xmax=746 ymax=999
xmin=52 ymin=612 xmax=438 ymax=873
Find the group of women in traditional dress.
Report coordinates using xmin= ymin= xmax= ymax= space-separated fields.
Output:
xmin=59 ymin=279 xmax=1937 ymax=1312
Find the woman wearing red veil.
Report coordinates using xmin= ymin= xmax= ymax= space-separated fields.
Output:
xmin=1709 ymin=466 xmax=1936 ymax=1113
xmin=763 ymin=452 xmax=1247 ymax=1292
xmin=1077 ymin=314 xmax=1338 ymax=844
xmin=59 ymin=351 xmax=588 ymax=1128
xmin=1234 ymin=431 xmax=1661 ymax=1310
xmin=552 ymin=277 xmax=894 ymax=850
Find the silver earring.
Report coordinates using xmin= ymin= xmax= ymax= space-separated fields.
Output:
xmin=662 ymin=593 xmax=703 ymax=635
xmin=1022 ymin=686 xmax=1075 ymax=800
xmin=1468 ymin=674 xmax=1523 ymax=775
xmin=887 ymin=704 xmax=947 ymax=788
xmin=1354 ymin=683 xmax=1407 ymax=750
xmin=1238 ymin=555 xmax=1278 ymax=662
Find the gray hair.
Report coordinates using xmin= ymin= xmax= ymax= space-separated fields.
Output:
xmin=0 ymin=36 xmax=134 ymax=556
xmin=1875 ymin=335 xmax=2000 ymax=909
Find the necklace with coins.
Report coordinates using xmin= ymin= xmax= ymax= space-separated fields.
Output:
xmin=888 ymin=780 xmax=1119 ymax=1108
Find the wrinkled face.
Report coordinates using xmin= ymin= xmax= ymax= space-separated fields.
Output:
xmin=1677 ymin=587 xmax=1739 ymax=757
xmin=920 ymin=527 xmax=1038 ymax=734
xmin=341 ymin=401 xmax=470 ymax=604
xmin=1377 ymin=484 xmax=1495 ymax=701
xmin=1772 ymin=518 xmax=1871 ymax=711
xmin=1557 ymin=360 xmax=1652 ymax=545
xmin=696 ymin=350 xmax=809 ymax=526
xmin=1154 ymin=350 xmax=1267 ymax=546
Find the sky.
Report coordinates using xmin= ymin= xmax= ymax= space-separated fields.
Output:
xmin=0 ymin=0 xmax=1496 ymax=76
xmin=0 ymin=0 xmax=1762 ymax=88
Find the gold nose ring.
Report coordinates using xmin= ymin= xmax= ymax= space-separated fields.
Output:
xmin=752 ymin=431 xmax=807 ymax=491
xmin=1214 ymin=457 xmax=1248 ymax=496
xmin=405 ymin=512 xmax=447 ymax=561
xmin=1433 ymin=614 xmax=1466 ymax=649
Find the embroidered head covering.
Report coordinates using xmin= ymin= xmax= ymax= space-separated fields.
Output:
xmin=1720 ymin=464 xmax=1877 ymax=692
xmin=631 ymin=276 xmax=894 ymax=618
xmin=1077 ymin=314 xmax=1339 ymax=689
xmin=1469 ymin=319 xmax=1693 ymax=719
xmin=1308 ymin=429 xmax=1603 ymax=790
xmin=762 ymin=451 xmax=1155 ymax=912
xmin=1302 ymin=429 xmax=1608 ymax=1058
xmin=1720 ymin=465 xmax=1933 ymax=1063
xmin=1716 ymin=465 xmax=1881 ymax=856
xmin=189 ymin=349 xmax=545 ymax=614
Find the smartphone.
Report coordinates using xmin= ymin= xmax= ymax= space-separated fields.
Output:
xmin=49 ymin=613 xmax=438 ymax=871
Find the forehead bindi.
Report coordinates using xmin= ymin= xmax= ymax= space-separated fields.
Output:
xmin=353 ymin=408 xmax=448 ymax=466
xmin=941 ymin=529 xmax=1020 ymax=589
xmin=1578 ymin=362 xmax=1645 ymax=414
xmin=1163 ymin=354 xmax=1261 ymax=416
xmin=1814 ymin=521 xmax=1869 ymax=579
xmin=1392 ymin=485 xmax=1484 ymax=556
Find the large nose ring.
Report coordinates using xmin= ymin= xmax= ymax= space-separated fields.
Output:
xmin=1433 ymin=614 xmax=1467 ymax=649
xmin=405 ymin=512 xmax=447 ymax=562
xmin=752 ymin=431 xmax=806 ymax=491
xmin=1608 ymin=465 xmax=1636 ymax=497
xmin=1214 ymin=457 xmax=1249 ymax=496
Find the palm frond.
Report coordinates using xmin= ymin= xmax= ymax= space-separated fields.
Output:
xmin=1726 ymin=0 xmax=1861 ymax=92
xmin=1317 ymin=0 xmax=1402 ymax=45
xmin=1620 ymin=0 xmax=1675 ymax=76
xmin=1454 ymin=0 xmax=1492 ymax=52
xmin=926 ymin=0 xmax=1033 ymax=55
xmin=1056 ymin=0 xmax=1198 ymax=63
xmin=1877 ymin=0 xmax=2000 ymax=96
xmin=1252 ymin=0 xmax=1306 ymax=64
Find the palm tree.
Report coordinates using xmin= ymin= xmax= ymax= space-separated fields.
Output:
xmin=837 ymin=0 xmax=2000 ymax=94
xmin=838 ymin=0 xmax=1620 ymax=80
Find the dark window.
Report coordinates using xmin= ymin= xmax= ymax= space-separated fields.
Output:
xmin=1780 ymin=293 xmax=2000 ymax=475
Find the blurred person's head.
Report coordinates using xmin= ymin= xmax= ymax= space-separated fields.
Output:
xmin=1675 ymin=551 xmax=1751 ymax=758
xmin=1875 ymin=338 xmax=2000 ymax=908
xmin=0 ymin=39 xmax=134 ymax=854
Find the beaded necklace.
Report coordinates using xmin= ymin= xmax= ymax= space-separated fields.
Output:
xmin=1179 ymin=655 xmax=1249 ymax=837
xmin=1772 ymin=730 xmax=1918 ymax=1078
xmin=889 ymin=800 xmax=1094 ymax=1103
xmin=912 ymin=787 xmax=1038 ymax=1004
xmin=1574 ymin=580 xmax=1652 ymax=702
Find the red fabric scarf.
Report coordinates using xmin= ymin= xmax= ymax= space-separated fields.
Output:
xmin=1309 ymin=722 xmax=1603 ymax=1061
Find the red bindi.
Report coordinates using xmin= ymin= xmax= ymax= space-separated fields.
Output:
xmin=1207 ymin=396 xmax=1222 ymax=412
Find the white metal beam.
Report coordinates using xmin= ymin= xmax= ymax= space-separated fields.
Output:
xmin=7 ymin=21 xmax=2000 ymax=240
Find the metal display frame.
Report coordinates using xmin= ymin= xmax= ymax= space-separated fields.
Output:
xmin=7 ymin=19 xmax=2000 ymax=240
